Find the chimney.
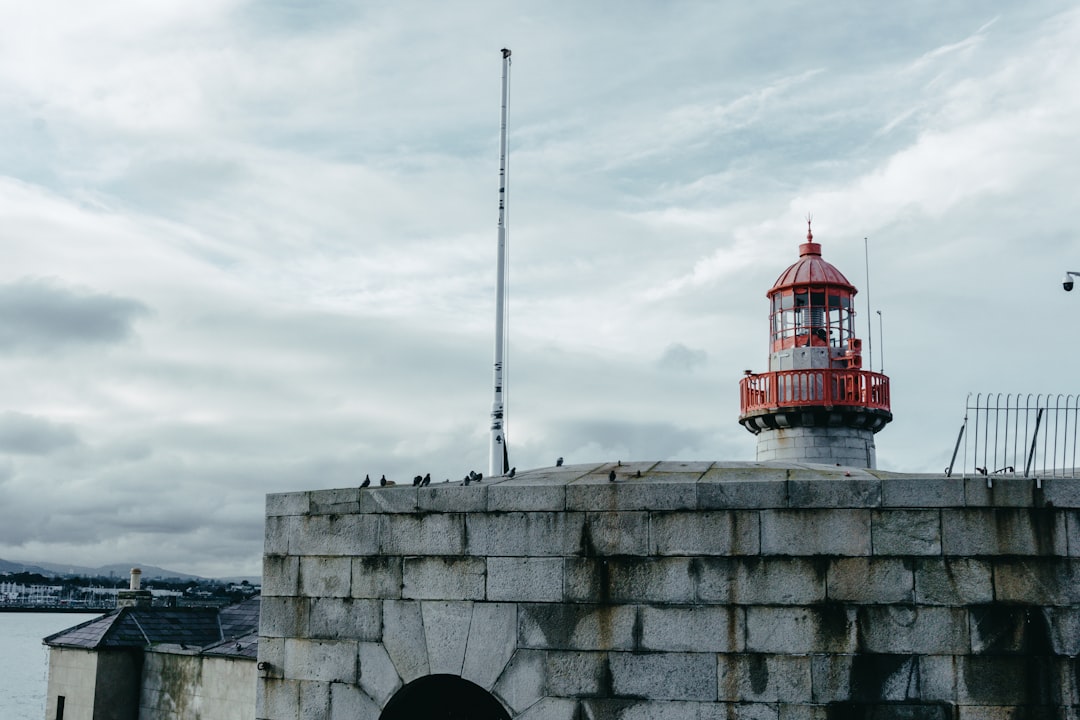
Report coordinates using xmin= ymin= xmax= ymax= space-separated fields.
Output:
xmin=117 ymin=567 xmax=152 ymax=609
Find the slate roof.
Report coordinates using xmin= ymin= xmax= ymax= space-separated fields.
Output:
xmin=202 ymin=631 xmax=259 ymax=659
xmin=44 ymin=597 xmax=260 ymax=658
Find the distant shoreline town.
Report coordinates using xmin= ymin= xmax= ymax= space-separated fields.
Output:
xmin=1 ymin=571 xmax=259 ymax=612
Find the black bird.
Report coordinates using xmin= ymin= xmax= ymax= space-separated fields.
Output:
xmin=464 ymin=475 xmax=471 ymax=486
xmin=422 ymin=473 xmax=431 ymax=487
xmin=380 ymin=474 xmax=387 ymax=487
xmin=475 ymin=472 xmax=483 ymax=482
xmin=609 ymin=470 xmax=617 ymax=482
xmin=556 ymin=457 xmax=563 ymax=467
xmin=361 ymin=475 xmax=371 ymax=488
xmin=469 ymin=470 xmax=478 ymax=480
xmin=508 ymin=467 xmax=516 ymax=478
xmin=413 ymin=475 xmax=423 ymax=486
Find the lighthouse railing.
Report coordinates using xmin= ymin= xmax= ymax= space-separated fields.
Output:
xmin=740 ymin=369 xmax=891 ymax=415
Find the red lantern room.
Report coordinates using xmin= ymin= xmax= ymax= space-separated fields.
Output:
xmin=739 ymin=223 xmax=892 ymax=468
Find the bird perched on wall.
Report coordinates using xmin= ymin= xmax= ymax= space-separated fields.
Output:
xmin=380 ymin=474 xmax=388 ymax=486
xmin=508 ymin=467 xmax=516 ymax=478
xmin=609 ymin=470 xmax=617 ymax=482
xmin=361 ymin=475 xmax=371 ymax=488
xmin=464 ymin=475 xmax=471 ymax=486
xmin=556 ymin=457 xmax=563 ymax=467
xmin=413 ymin=475 xmax=423 ymax=486
xmin=421 ymin=473 xmax=431 ymax=487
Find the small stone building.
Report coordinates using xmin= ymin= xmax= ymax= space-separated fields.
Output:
xmin=257 ymin=461 xmax=1080 ymax=719
xmin=43 ymin=597 xmax=259 ymax=720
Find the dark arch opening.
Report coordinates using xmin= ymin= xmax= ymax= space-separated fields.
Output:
xmin=379 ymin=674 xmax=511 ymax=720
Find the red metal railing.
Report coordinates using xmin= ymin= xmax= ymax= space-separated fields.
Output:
xmin=740 ymin=369 xmax=891 ymax=415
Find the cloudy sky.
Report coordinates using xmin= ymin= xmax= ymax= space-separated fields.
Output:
xmin=0 ymin=1 xmax=1077 ymax=577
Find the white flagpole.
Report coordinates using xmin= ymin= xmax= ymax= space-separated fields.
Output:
xmin=489 ymin=48 xmax=511 ymax=477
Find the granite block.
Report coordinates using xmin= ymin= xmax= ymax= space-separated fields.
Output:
xmin=609 ymin=651 xmax=717 ymax=701
xmin=328 ymin=682 xmax=381 ymax=720
xmin=466 ymin=512 xmax=585 ymax=557
xmin=283 ymin=638 xmax=357 ymax=683
xmin=299 ymin=556 xmax=351 ymax=598
xmin=291 ymin=514 xmax=380 ymax=556
xmin=402 ymin=557 xmax=485 ymax=600
xmin=357 ymin=641 xmax=402 ymax=707
xmin=518 ymin=603 xmax=637 ymax=651
xmin=381 ymin=600 xmax=428 ymax=682
xmin=462 ymin=602 xmax=517 ymax=690
xmin=827 ymin=557 xmax=914 ymax=603
xmin=761 ymin=509 xmax=871 ymax=556
xmin=308 ymin=598 xmax=380 ymax=641
xmin=717 ymin=654 xmax=812 ymax=702
xmin=638 ymin=605 xmax=743 ymax=652
xmin=381 ymin=513 xmax=465 ymax=555
xmin=487 ymin=557 xmax=563 ymax=602
xmin=880 ymin=476 xmax=965 ymax=508
xmin=564 ymin=557 xmax=696 ymax=604
xmin=697 ymin=557 xmax=827 ymax=605
xmin=422 ymin=600 xmax=472 ymax=675
xmin=745 ymin=605 xmax=856 ymax=654
xmin=351 ymin=556 xmax=403 ymax=600
xmin=914 ymin=558 xmax=994 ymax=605
xmin=583 ymin=512 xmax=650 ymax=555
xmin=872 ymin=510 xmax=942 ymax=556
xmin=941 ymin=508 xmax=1067 ymax=556
xmin=651 ymin=511 xmax=760 ymax=556
xmin=855 ymin=606 xmax=969 ymax=654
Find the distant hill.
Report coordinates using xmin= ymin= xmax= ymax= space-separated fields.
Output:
xmin=1 ymin=558 xmax=202 ymax=582
xmin=0 ymin=558 xmax=51 ymax=575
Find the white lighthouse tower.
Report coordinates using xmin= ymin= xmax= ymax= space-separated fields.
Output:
xmin=739 ymin=223 xmax=892 ymax=468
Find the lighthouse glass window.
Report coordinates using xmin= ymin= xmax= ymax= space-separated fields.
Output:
xmin=771 ymin=289 xmax=853 ymax=349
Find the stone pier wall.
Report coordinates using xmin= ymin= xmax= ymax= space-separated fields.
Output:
xmin=257 ymin=461 xmax=1080 ymax=720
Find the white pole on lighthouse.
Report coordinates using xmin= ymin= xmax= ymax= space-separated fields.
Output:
xmin=489 ymin=48 xmax=511 ymax=477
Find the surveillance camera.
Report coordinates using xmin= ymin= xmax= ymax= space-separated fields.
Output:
xmin=1065 ymin=276 xmax=1075 ymax=292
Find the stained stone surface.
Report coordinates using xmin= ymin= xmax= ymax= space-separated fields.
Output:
xmin=257 ymin=461 xmax=1080 ymax=719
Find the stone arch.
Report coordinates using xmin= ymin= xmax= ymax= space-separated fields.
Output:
xmin=379 ymin=674 xmax=511 ymax=720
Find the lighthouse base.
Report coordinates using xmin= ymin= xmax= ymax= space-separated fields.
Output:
xmin=754 ymin=425 xmax=877 ymax=468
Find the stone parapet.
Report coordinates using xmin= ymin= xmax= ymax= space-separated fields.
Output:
xmin=257 ymin=461 xmax=1080 ymax=719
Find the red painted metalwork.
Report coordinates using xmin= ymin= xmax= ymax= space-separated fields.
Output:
xmin=739 ymin=369 xmax=891 ymax=415
xmin=767 ymin=228 xmax=861 ymax=355
xmin=769 ymin=232 xmax=855 ymax=293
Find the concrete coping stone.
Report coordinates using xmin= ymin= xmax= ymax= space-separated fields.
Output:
xmin=265 ymin=462 xmax=1080 ymax=516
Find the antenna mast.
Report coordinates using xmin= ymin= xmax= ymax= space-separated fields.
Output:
xmin=864 ymin=236 xmax=873 ymax=372
xmin=489 ymin=48 xmax=512 ymax=477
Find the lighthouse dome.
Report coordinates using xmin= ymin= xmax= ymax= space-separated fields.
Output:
xmin=769 ymin=233 xmax=855 ymax=294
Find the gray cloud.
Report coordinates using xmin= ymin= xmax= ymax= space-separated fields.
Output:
xmin=0 ymin=412 xmax=80 ymax=455
xmin=547 ymin=420 xmax=712 ymax=463
xmin=657 ymin=343 xmax=708 ymax=373
xmin=0 ymin=2 xmax=1076 ymax=578
xmin=0 ymin=279 xmax=149 ymax=352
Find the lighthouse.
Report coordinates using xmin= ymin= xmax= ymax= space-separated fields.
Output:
xmin=738 ymin=224 xmax=892 ymax=468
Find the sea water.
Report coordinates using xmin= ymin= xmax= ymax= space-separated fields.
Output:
xmin=0 ymin=612 xmax=101 ymax=720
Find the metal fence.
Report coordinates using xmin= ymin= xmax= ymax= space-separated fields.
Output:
xmin=947 ymin=393 xmax=1080 ymax=480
